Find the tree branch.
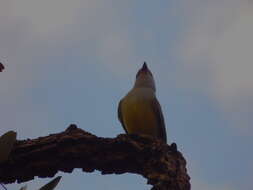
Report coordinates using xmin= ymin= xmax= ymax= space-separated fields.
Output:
xmin=0 ymin=125 xmax=190 ymax=190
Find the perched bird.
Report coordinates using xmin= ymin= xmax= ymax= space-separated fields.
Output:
xmin=118 ymin=62 xmax=167 ymax=143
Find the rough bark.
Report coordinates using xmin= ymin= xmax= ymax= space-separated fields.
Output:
xmin=0 ymin=125 xmax=190 ymax=190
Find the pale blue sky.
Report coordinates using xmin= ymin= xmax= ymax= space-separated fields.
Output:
xmin=1 ymin=1 xmax=253 ymax=190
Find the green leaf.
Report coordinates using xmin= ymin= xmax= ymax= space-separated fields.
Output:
xmin=38 ymin=176 xmax=62 ymax=190
xmin=0 ymin=131 xmax=17 ymax=163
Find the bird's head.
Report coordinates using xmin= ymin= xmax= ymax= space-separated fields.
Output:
xmin=134 ymin=62 xmax=156 ymax=91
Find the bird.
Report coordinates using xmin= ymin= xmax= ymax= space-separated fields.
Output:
xmin=118 ymin=62 xmax=167 ymax=143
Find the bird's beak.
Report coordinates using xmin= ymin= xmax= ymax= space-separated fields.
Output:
xmin=136 ymin=62 xmax=151 ymax=78
xmin=141 ymin=62 xmax=148 ymax=71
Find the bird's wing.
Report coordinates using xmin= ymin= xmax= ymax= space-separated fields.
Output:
xmin=118 ymin=99 xmax=128 ymax=134
xmin=151 ymin=97 xmax=167 ymax=143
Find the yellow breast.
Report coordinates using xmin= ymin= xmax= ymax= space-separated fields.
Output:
xmin=121 ymin=89 xmax=158 ymax=137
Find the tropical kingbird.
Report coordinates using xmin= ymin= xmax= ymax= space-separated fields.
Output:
xmin=118 ymin=62 xmax=167 ymax=143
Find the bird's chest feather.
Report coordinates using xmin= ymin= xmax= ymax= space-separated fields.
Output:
xmin=121 ymin=92 xmax=157 ymax=135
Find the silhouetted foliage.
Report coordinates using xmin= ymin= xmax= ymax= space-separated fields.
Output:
xmin=0 ymin=63 xmax=4 ymax=72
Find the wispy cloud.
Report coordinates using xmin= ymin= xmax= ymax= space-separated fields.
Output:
xmin=174 ymin=0 xmax=253 ymax=134
xmin=0 ymin=0 xmax=139 ymax=140
xmin=0 ymin=0 xmax=137 ymax=83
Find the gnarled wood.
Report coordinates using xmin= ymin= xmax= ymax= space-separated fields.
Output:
xmin=0 ymin=125 xmax=190 ymax=190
